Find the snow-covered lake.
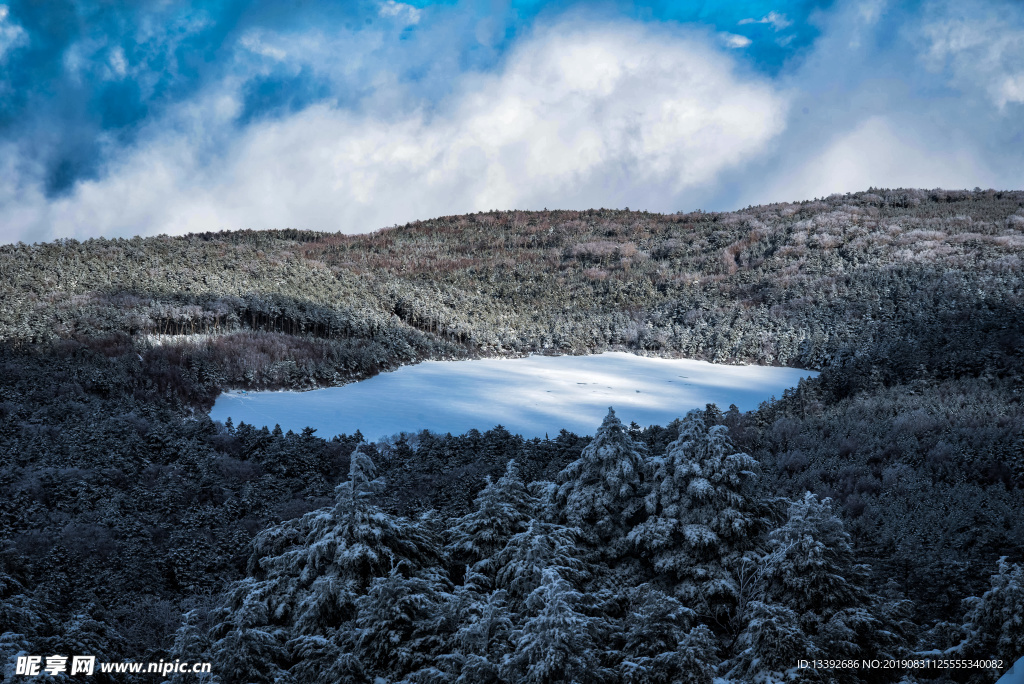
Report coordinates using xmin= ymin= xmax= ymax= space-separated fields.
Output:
xmin=995 ymin=655 xmax=1019 ymax=684
xmin=997 ymin=657 xmax=1024 ymax=684
xmin=209 ymin=352 xmax=817 ymax=440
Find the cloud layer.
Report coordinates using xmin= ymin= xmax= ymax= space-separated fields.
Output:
xmin=0 ymin=0 xmax=1022 ymax=243
xmin=2 ymin=18 xmax=788 ymax=239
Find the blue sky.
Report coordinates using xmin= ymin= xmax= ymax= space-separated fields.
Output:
xmin=0 ymin=0 xmax=1022 ymax=242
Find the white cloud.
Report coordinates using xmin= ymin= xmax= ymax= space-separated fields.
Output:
xmin=9 ymin=1 xmax=1021 ymax=244
xmin=720 ymin=32 xmax=752 ymax=49
xmin=108 ymin=46 xmax=128 ymax=78
xmin=858 ymin=0 xmax=885 ymax=25
xmin=378 ymin=1 xmax=422 ymax=26
xmin=0 ymin=5 xmax=27 ymax=62
xmin=239 ymin=31 xmax=289 ymax=61
xmin=738 ymin=11 xmax=792 ymax=31
xmin=761 ymin=116 xmax=996 ymax=202
xmin=1000 ymin=74 xmax=1024 ymax=106
xmin=723 ymin=0 xmax=1021 ymax=209
xmin=918 ymin=0 xmax=1024 ymax=108
xmin=1 ymin=20 xmax=788 ymax=241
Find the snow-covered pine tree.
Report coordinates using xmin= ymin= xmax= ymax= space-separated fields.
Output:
xmin=166 ymin=609 xmax=219 ymax=684
xmin=493 ymin=520 xmax=588 ymax=603
xmin=732 ymin=493 xmax=904 ymax=681
xmin=491 ymin=518 xmax=589 ymax=602
xmin=617 ymin=585 xmax=717 ymax=684
xmin=208 ymin=445 xmax=442 ymax=681
xmin=725 ymin=600 xmax=812 ymax=683
xmin=283 ymin=633 xmax=350 ymax=684
xmin=0 ymin=566 xmax=49 ymax=681
xmin=436 ymin=570 xmax=514 ymax=684
xmin=703 ymin=403 xmax=724 ymax=427
xmin=265 ymin=445 xmax=439 ymax=603
xmin=355 ymin=563 xmax=454 ymax=680
xmin=627 ymin=409 xmax=764 ymax=622
xmin=209 ymin=621 xmax=288 ymax=684
xmin=556 ymin=407 xmax=648 ymax=551
xmin=959 ymin=557 xmax=1024 ymax=672
xmin=528 ymin=480 xmax=560 ymax=523
xmin=761 ymin=492 xmax=870 ymax=616
xmin=501 ymin=568 xmax=612 ymax=683
xmin=446 ymin=459 xmax=537 ymax=575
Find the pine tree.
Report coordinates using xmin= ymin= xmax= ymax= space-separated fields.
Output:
xmin=732 ymin=493 xmax=902 ymax=680
xmin=501 ymin=568 xmax=611 ymax=683
xmin=704 ymin=403 xmax=724 ymax=427
xmin=556 ymin=407 xmax=648 ymax=550
xmin=437 ymin=571 xmax=514 ymax=684
xmin=446 ymin=460 xmax=536 ymax=574
xmin=209 ymin=622 xmax=288 ymax=684
xmin=250 ymin=445 xmax=441 ymax=598
xmin=726 ymin=601 xmax=812 ymax=682
xmin=960 ymin=558 xmax=1024 ymax=670
xmin=209 ymin=446 xmax=442 ymax=680
xmin=627 ymin=409 xmax=764 ymax=622
xmin=285 ymin=633 xmax=349 ymax=684
xmin=0 ymin=566 xmax=67 ymax=684
xmin=355 ymin=564 xmax=453 ymax=679
xmin=528 ymin=480 xmax=560 ymax=523
xmin=167 ymin=609 xmax=217 ymax=684
xmin=762 ymin=493 xmax=870 ymax=616
xmin=617 ymin=585 xmax=717 ymax=684
xmin=493 ymin=520 xmax=588 ymax=603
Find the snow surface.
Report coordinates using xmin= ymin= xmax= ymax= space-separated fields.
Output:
xmin=998 ymin=656 xmax=1024 ymax=684
xmin=209 ymin=352 xmax=818 ymax=440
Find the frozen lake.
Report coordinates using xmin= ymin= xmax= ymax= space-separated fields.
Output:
xmin=209 ymin=352 xmax=817 ymax=440
xmin=996 ymin=657 xmax=1024 ymax=684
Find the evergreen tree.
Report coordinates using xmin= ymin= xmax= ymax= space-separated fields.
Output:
xmin=209 ymin=446 xmax=442 ymax=680
xmin=251 ymin=445 xmax=441 ymax=598
xmin=209 ymin=623 xmax=288 ymax=684
xmin=762 ymin=493 xmax=871 ymax=616
xmin=167 ymin=609 xmax=217 ymax=684
xmin=355 ymin=564 xmax=453 ymax=680
xmin=703 ymin=403 xmax=724 ymax=427
xmin=960 ymin=558 xmax=1024 ymax=671
xmin=556 ymin=408 xmax=648 ymax=550
xmin=501 ymin=568 xmax=611 ymax=684
xmin=437 ymin=571 xmax=514 ymax=684
xmin=731 ymin=493 xmax=904 ymax=682
xmin=284 ymin=633 xmax=351 ymax=684
xmin=617 ymin=585 xmax=717 ymax=684
xmin=446 ymin=460 xmax=536 ymax=574
xmin=493 ymin=520 xmax=588 ymax=602
xmin=726 ymin=601 xmax=812 ymax=682
xmin=0 ymin=566 xmax=64 ymax=684
xmin=628 ymin=409 xmax=764 ymax=622
xmin=527 ymin=480 xmax=560 ymax=523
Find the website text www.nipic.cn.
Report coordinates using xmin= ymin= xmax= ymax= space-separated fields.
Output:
xmin=16 ymin=655 xmax=213 ymax=677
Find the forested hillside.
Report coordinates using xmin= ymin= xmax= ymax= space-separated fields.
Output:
xmin=2 ymin=188 xmax=1023 ymax=682
xmin=3 ymin=187 xmax=1023 ymax=394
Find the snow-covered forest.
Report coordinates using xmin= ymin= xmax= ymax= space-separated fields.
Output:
xmin=176 ymin=408 xmax=1019 ymax=684
xmin=1 ymin=188 xmax=1023 ymax=682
